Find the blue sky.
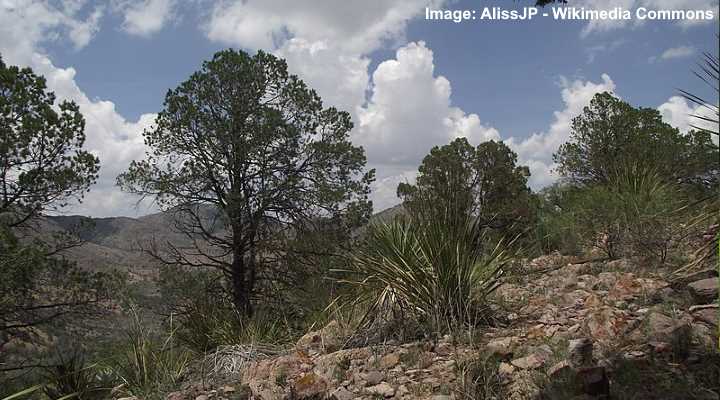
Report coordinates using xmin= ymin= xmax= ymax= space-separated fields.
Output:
xmin=1 ymin=0 xmax=718 ymax=216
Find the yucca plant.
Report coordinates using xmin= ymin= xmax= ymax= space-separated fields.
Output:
xmin=339 ymin=211 xmax=512 ymax=336
xmin=41 ymin=349 xmax=112 ymax=400
xmin=110 ymin=308 xmax=191 ymax=398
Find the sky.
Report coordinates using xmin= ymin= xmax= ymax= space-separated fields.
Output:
xmin=0 ymin=0 xmax=718 ymax=217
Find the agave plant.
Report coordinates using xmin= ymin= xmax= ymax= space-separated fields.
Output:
xmin=340 ymin=213 xmax=512 ymax=335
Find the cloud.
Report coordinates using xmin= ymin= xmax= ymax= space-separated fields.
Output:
xmin=354 ymin=42 xmax=500 ymax=210
xmin=658 ymin=95 xmax=718 ymax=134
xmin=658 ymin=45 xmax=696 ymax=61
xmin=204 ymin=0 xmax=440 ymax=54
xmin=203 ymin=0 xmax=447 ymax=116
xmin=0 ymin=1 xmax=155 ymax=217
xmin=274 ymin=39 xmax=370 ymax=116
xmin=505 ymin=74 xmax=617 ymax=188
xmin=116 ymin=0 xmax=176 ymax=37
xmin=0 ymin=0 xmax=104 ymax=56
xmin=585 ymin=39 xmax=626 ymax=63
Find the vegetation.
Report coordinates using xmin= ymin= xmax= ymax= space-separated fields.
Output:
xmin=1 ymin=35 xmax=718 ymax=400
xmin=398 ymin=137 xmax=533 ymax=240
xmin=340 ymin=212 xmax=511 ymax=336
xmin=0 ymin=56 xmax=115 ymax=389
xmin=554 ymin=92 xmax=717 ymax=193
xmin=117 ymin=49 xmax=374 ymax=318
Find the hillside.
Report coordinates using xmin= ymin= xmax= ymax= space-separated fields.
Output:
xmin=160 ymin=255 xmax=720 ymax=400
xmin=43 ymin=204 xmax=405 ymax=276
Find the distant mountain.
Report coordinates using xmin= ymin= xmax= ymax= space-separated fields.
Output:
xmin=43 ymin=204 xmax=406 ymax=277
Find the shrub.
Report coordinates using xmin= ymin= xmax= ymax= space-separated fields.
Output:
xmin=533 ymin=184 xmax=582 ymax=256
xmin=339 ymin=212 xmax=512 ymax=336
xmin=539 ymin=165 xmax=692 ymax=262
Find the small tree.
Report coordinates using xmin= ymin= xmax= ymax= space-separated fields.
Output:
xmin=554 ymin=92 xmax=718 ymax=191
xmin=397 ymin=137 xmax=533 ymax=238
xmin=118 ymin=49 xmax=374 ymax=317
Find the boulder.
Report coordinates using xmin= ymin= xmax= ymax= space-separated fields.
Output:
xmin=293 ymin=372 xmax=328 ymax=399
xmin=644 ymin=312 xmax=692 ymax=358
xmin=296 ymin=320 xmax=344 ymax=354
xmin=379 ymin=352 xmax=400 ymax=369
xmin=511 ymin=353 xmax=545 ymax=370
xmin=687 ymin=278 xmax=719 ymax=304
xmin=367 ymin=382 xmax=395 ymax=397
xmin=691 ymin=305 xmax=719 ymax=328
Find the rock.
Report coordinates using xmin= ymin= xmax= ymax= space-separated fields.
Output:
xmin=577 ymin=366 xmax=609 ymax=398
xmin=330 ymin=387 xmax=353 ymax=400
xmin=547 ymin=360 xmax=572 ymax=378
xmin=296 ymin=320 xmax=344 ymax=354
xmin=688 ymin=278 xmax=719 ymax=304
xmin=584 ymin=306 xmax=635 ymax=343
xmin=364 ymin=370 xmax=383 ymax=386
xmin=644 ymin=312 xmax=692 ymax=357
xmin=367 ymin=382 xmax=395 ymax=397
xmin=568 ymin=338 xmax=594 ymax=368
xmin=430 ymin=395 xmax=452 ymax=400
xmin=194 ymin=396 xmax=208 ymax=400
xmin=379 ymin=353 xmax=400 ymax=369
xmin=511 ymin=353 xmax=545 ymax=370
xmin=294 ymin=372 xmax=328 ymax=399
xmin=486 ymin=337 xmax=516 ymax=358
xmin=692 ymin=306 xmax=719 ymax=328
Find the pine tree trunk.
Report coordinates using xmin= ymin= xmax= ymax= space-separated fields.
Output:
xmin=231 ymin=227 xmax=253 ymax=317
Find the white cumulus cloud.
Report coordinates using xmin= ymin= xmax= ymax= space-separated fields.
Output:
xmin=116 ymin=0 xmax=176 ymax=37
xmin=354 ymin=42 xmax=500 ymax=210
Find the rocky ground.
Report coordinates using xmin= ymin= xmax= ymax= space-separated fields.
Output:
xmin=143 ymin=255 xmax=718 ymax=400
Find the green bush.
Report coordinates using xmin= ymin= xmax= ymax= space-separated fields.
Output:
xmin=156 ymin=266 xmax=294 ymax=352
xmin=538 ymin=165 xmax=692 ymax=262
xmin=533 ymin=184 xmax=582 ymax=256
xmin=339 ymin=212 xmax=512 ymax=335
